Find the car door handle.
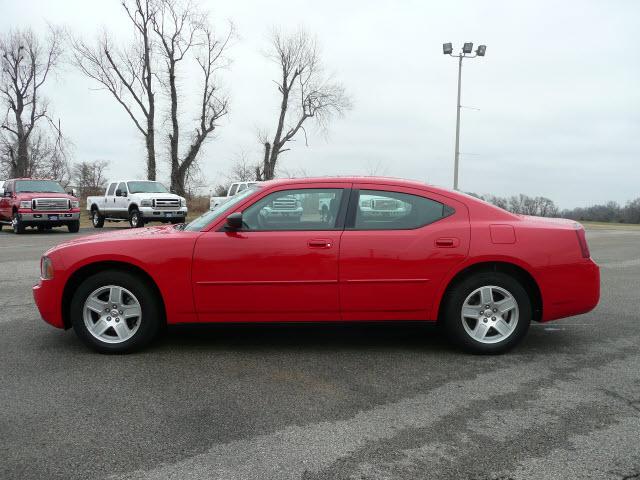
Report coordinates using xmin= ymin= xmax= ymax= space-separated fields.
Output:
xmin=435 ymin=237 xmax=459 ymax=248
xmin=308 ymin=239 xmax=333 ymax=249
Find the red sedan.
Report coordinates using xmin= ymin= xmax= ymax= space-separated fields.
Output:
xmin=33 ymin=177 xmax=600 ymax=354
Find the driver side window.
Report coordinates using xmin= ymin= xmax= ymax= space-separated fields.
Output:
xmin=242 ymin=189 xmax=344 ymax=231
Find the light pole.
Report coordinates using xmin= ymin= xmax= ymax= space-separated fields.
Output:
xmin=443 ymin=42 xmax=486 ymax=190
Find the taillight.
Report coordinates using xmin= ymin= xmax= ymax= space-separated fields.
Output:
xmin=574 ymin=225 xmax=590 ymax=258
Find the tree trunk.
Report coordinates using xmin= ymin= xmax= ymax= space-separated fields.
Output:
xmin=168 ymin=61 xmax=180 ymax=192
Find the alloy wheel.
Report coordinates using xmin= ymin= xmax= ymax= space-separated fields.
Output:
xmin=83 ymin=285 xmax=142 ymax=344
xmin=460 ymin=285 xmax=519 ymax=344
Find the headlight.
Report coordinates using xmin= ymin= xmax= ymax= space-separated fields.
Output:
xmin=40 ymin=256 xmax=54 ymax=280
xmin=71 ymin=200 xmax=80 ymax=208
xmin=180 ymin=198 xmax=186 ymax=207
xmin=20 ymin=200 xmax=31 ymax=209
xmin=140 ymin=199 xmax=152 ymax=207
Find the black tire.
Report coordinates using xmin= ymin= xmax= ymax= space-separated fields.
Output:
xmin=70 ymin=270 xmax=162 ymax=353
xmin=129 ymin=208 xmax=144 ymax=228
xmin=37 ymin=225 xmax=45 ymax=232
xmin=91 ymin=208 xmax=105 ymax=228
xmin=441 ymin=271 xmax=531 ymax=354
xmin=12 ymin=212 xmax=25 ymax=234
xmin=67 ymin=220 xmax=80 ymax=233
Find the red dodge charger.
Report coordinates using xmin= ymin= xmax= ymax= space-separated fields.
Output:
xmin=33 ymin=177 xmax=600 ymax=354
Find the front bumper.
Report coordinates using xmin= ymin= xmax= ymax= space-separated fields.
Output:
xmin=33 ymin=278 xmax=65 ymax=329
xmin=18 ymin=211 xmax=80 ymax=224
xmin=139 ymin=207 xmax=188 ymax=220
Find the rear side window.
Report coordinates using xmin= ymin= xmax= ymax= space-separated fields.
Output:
xmin=107 ymin=183 xmax=116 ymax=196
xmin=351 ymin=190 xmax=453 ymax=230
xmin=229 ymin=184 xmax=239 ymax=196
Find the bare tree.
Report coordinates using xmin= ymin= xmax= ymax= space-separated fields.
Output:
xmin=258 ymin=28 xmax=351 ymax=180
xmin=0 ymin=27 xmax=62 ymax=178
xmin=70 ymin=0 xmax=157 ymax=180
xmin=72 ymin=159 xmax=109 ymax=197
xmin=152 ymin=0 xmax=232 ymax=196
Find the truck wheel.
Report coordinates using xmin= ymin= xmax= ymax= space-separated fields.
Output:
xmin=92 ymin=209 xmax=105 ymax=228
xmin=70 ymin=270 xmax=162 ymax=353
xmin=441 ymin=271 xmax=531 ymax=354
xmin=12 ymin=212 xmax=25 ymax=234
xmin=68 ymin=220 xmax=80 ymax=233
xmin=129 ymin=208 xmax=144 ymax=228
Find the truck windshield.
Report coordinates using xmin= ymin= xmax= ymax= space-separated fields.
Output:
xmin=184 ymin=186 xmax=260 ymax=231
xmin=15 ymin=180 xmax=65 ymax=193
xmin=127 ymin=181 xmax=169 ymax=194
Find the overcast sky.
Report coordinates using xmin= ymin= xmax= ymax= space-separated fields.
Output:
xmin=2 ymin=0 xmax=639 ymax=208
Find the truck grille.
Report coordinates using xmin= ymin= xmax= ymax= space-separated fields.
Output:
xmin=272 ymin=197 xmax=297 ymax=210
xmin=33 ymin=198 xmax=70 ymax=211
xmin=154 ymin=198 xmax=180 ymax=209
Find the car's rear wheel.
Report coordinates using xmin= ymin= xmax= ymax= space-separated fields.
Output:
xmin=92 ymin=209 xmax=105 ymax=228
xmin=12 ymin=212 xmax=25 ymax=234
xmin=70 ymin=270 xmax=162 ymax=353
xmin=442 ymin=271 xmax=531 ymax=354
xmin=129 ymin=208 xmax=144 ymax=228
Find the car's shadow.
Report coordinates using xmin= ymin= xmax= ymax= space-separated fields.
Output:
xmin=154 ymin=322 xmax=450 ymax=353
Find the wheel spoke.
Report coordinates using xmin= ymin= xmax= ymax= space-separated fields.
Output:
xmin=493 ymin=319 xmax=512 ymax=336
xmin=108 ymin=286 xmax=123 ymax=305
xmin=480 ymin=287 xmax=493 ymax=305
xmin=462 ymin=306 xmax=480 ymax=319
xmin=91 ymin=318 xmax=110 ymax=336
xmin=123 ymin=304 xmax=141 ymax=319
xmin=496 ymin=297 xmax=517 ymax=314
xmin=473 ymin=322 xmax=490 ymax=341
xmin=113 ymin=321 xmax=131 ymax=340
xmin=86 ymin=297 xmax=107 ymax=314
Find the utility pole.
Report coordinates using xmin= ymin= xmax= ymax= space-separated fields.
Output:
xmin=443 ymin=42 xmax=487 ymax=190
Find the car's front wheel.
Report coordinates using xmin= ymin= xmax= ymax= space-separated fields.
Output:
xmin=12 ymin=212 xmax=25 ymax=234
xmin=129 ymin=208 xmax=144 ymax=228
xmin=70 ymin=270 xmax=162 ymax=353
xmin=442 ymin=271 xmax=531 ymax=354
xmin=68 ymin=220 xmax=80 ymax=233
xmin=92 ymin=209 xmax=105 ymax=228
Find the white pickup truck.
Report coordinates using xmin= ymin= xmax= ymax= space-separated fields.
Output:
xmin=210 ymin=181 xmax=259 ymax=210
xmin=87 ymin=180 xmax=187 ymax=228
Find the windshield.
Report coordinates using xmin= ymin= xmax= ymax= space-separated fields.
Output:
xmin=184 ymin=186 xmax=260 ymax=231
xmin=127 ymin=181 xmax=169 ymax=194
xmin=15 ymin=180 xmax=65 ymax=193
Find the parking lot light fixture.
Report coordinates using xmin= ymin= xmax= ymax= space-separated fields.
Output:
xmin=442 ymin=42 xmax=487 ymax=190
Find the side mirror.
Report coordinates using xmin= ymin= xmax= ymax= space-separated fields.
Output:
xmin=225 ymin=212 xmax=243 ymax=230
xmin=66 ymin=188 xmax=75 ymax=197
xmin=115 ymin=189 xmax=122 ymax=197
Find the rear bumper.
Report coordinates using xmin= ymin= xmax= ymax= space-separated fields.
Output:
xmin=539 ymin=259 xmax=600 ymax=322
xmin=33 ymin=278 xmax=65 ymax=329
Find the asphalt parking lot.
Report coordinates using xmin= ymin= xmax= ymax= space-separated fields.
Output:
xmin=1 ymin=226 xmax=639 ymax=480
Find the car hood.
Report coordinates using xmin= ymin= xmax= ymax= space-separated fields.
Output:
xmin=45 ymin=225 xmax=188 ymax=255
xmin=17 ymin=192 xmax=78 ymax=201
xmin=130 ymin=192 xmax=182 ymax=199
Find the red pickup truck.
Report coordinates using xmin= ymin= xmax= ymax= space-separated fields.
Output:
xmin=0 ymin=178 xmax=81 ymax=234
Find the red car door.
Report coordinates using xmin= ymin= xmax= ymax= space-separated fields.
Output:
xmin=191 ymin=184 xmax=350 ymax=322
xmin=339 ymin=184 xmax=470 ymax=321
